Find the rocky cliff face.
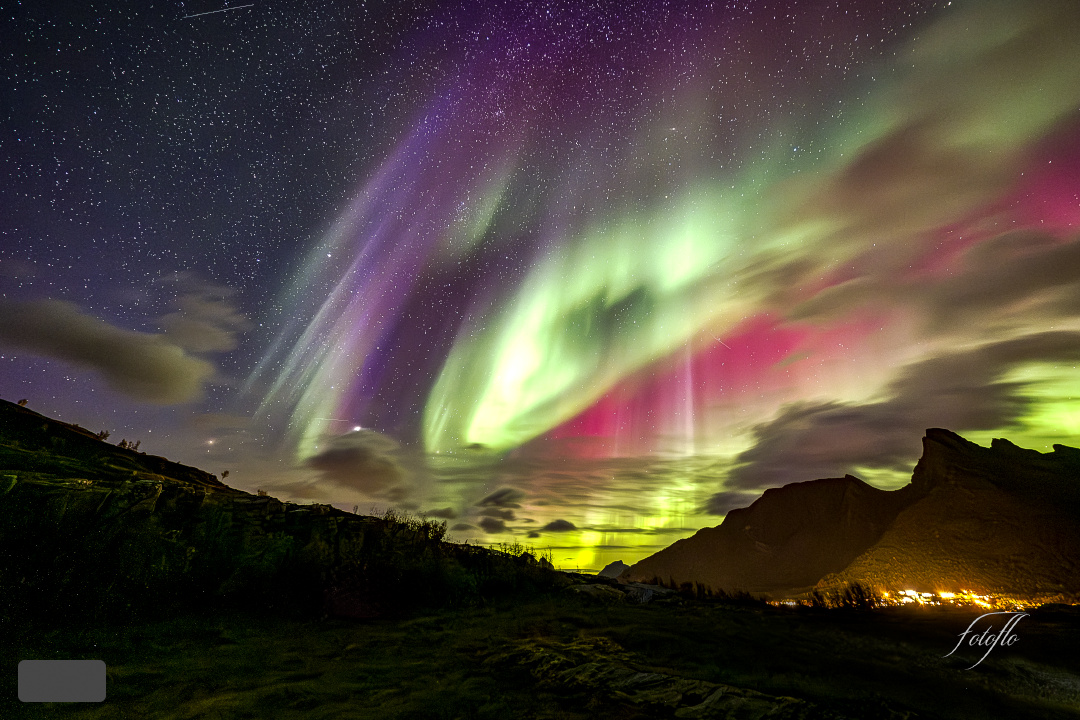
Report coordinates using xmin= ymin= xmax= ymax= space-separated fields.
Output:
xmin=624 ymin=428 xmax=1080 ymax=598
xmin=820 ymin=429 xmax=1080 ymax=596
xmin=911 ymin=428 xmax=1080 ymax=511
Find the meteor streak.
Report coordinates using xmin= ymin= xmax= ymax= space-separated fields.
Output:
xmin=181 ymin=4 xmax=254 ymax=20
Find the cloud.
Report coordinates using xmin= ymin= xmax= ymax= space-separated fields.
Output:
xmin=478 ymin=517 xmax=507 ymax=534
xmin=476 ymin=487 xmax=525 ymax=508
xmin=921 ymin=234 xmax=1080 ymax=334
xmin=0 ymin=299 xmax=215 ymax=404
xmin=703 ymin=490 xmax=760 ymax=516
xmin=727 ymin=331 xmax=1080 ymax=491
xmin=304 ymin=430 xmax=405 ymax=494
xmin=0 ymin=273 xmax=249 ymax=406
xmin=541 ymin=519 xmax=576 ymax=532
xmin=757 ymin=1 xmax=1080 ymax=300
xmin=422 ymin=507 xmax=458 ymax=519
xmin=724 ymin=401 xmax=924 ymax=491
xmin=479 ymin=507 xmax=516 ymax=521
xmin=157 ymin=274 xmax=250 ymax=353
xmin=790 ymin=232 xmax=1080 ymax=334
xmin=450 ymin=522 xmax=476 ymax=532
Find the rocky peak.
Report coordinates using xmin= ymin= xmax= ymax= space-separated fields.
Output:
xmin=909 ymin=428 xmax=982 ymax=491
xmin=627 ymin=428 xmax=1080 ymax=597
xmin=597 ymin=560 xmax=629 ymax=579
xmin=912 ymin=427 xmax=1080 ymax=509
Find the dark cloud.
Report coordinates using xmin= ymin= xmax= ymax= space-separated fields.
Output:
xmin=704 ymin=490 xmax=760 ymax=516
xmin=725 ymin=401 xmax=922 ymax=491
xmin=157 ymin=274 xmax=250 ymax=353
xmin=541 ymin=519 xmax=576 ymax=532
xmin=422 ymin=507 xmax=457 ymax=519
xmin=527 ymin=531 xmax=540 ymax=539
xmin=0 ymin=299 xmax=215 ymax=404
xmin=450 ymin=522 xmax=476 ymax=532
xmin=479 ymin=507 xmax=516 ymax=521
xmin=922 ymin=233 xmax=1080 ymax=334
xmin=476 ymin=487 xmax=525 ymax=508
xmin=728 ymin=331 xmax=1080 ymax=490
xmin=478 ymin=517 xmax=507 ymax=534
xmin=790 ymin=231 xmax=1080 ymax=336
xmin=759 ymin=1 xmax=1080 ymax=303
xmin=790 ymin=118 xmax=1011 ymax=252
xmin=304 ymin=430 xmax=404 ymax=494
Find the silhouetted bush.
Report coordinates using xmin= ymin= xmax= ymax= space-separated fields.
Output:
xmin=807 ymin=583 xmax=880 ymax=610
xmin=1 ymin=490 xmax=569 ymax=633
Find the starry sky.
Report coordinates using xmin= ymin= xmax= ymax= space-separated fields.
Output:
xmin=2 ymin=0 xmax=1080 ymax=571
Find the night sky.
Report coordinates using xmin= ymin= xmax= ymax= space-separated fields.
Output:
xmin=3 ymin=0 xmax=1079 ymax=571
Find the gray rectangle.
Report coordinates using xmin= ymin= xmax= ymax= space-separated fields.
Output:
xmin=18 ymin=660 xmax=106 ymax=702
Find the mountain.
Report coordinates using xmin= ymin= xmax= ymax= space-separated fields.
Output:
xmin=623 ymin=474 xmax=919 ymax=595
xmin=819 ymin=429 xmax=1080 ymax=596
xmin=623 ymin=429 xmax=1080 ymax=598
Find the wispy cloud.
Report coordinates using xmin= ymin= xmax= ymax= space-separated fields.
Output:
xmin=0 ymin=299 xmax=215 ymax=404
xmin=158 ymin=275 xmax=250 ymax=353
xmin=724 ymin=331 xmax=1080 ymax=492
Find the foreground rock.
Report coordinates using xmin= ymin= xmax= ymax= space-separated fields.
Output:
xmin=484 ymin=635 xmax=825 ymax=719
xmin=597 ymin=560 xmax=630 ymax=578
xmin=624 ymin=429 xmax=1080 ymax=599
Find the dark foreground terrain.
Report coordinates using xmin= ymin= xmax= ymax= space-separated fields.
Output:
xmin=5 ymin=596 xmax=1080 ymax=719
xmin=3 ymin=398 xmax=1080 ymax=718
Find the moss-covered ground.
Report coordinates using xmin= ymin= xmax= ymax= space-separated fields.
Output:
xmin=5 ymin=594 xmax=1080 ymax=719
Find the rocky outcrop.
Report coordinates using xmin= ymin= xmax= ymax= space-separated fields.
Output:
xmin=910 ymin=428 xmax=1080 ymax=511
xmin=625 ymin=428 xmax=1080 ymax=598
xmin=597 ymin=560 xmax=630 ymax=578
xmin=484 ymin=636 xmax=821 ymax=719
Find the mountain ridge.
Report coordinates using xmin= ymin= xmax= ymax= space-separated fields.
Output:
xmin=623 ymin=428 xmax=1080 ymax=598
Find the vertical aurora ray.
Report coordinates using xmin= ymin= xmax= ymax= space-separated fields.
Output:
xmin=246 ymin=82 xmax=530 ymax=458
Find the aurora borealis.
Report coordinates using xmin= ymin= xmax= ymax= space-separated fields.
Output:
xmin=3 ymin=1 xmax=1080 ymax=570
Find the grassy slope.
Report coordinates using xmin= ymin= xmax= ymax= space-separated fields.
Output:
xmin=5 ymin=597 xmax=1080 ymax=719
